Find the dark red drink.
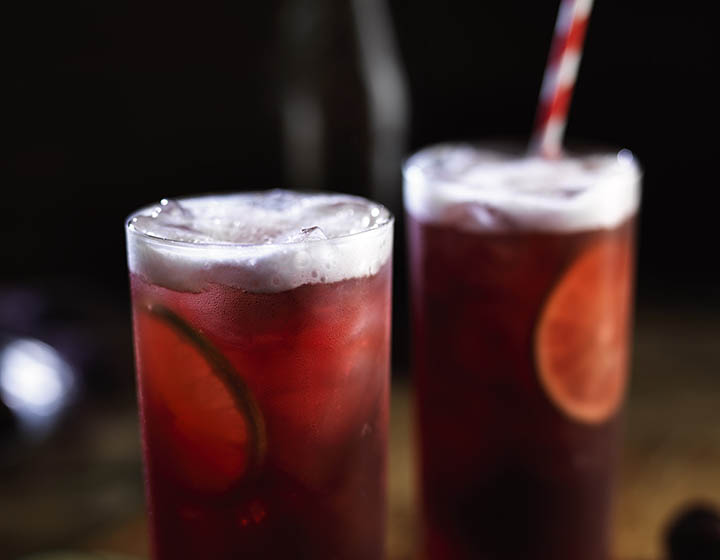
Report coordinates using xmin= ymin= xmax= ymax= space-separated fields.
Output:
xmin=126 ymin=192 xmax=393 ymax=559
xmin=404 ymin=145 xmax=640 ymax=559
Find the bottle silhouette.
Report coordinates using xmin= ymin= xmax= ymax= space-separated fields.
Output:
xmin=277 ymin=0 xmax=409 ymax=213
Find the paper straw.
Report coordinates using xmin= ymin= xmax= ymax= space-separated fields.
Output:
xmin=530 ymin=0 xmax=595 ymax=158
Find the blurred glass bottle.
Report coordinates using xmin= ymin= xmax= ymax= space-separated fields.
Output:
xmin=277 ymin=0 xmax=409 ymax=213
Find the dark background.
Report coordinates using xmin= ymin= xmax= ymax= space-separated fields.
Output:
xmin=1 ymin=0 xmax=717 ymax=340
xmin=0 ymin=1 xmax=718 ymax=557
xmin=0 ymin=0 xmax=720 ymax=390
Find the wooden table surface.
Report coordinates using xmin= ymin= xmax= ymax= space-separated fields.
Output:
xmin=2 ymin=306 xmax=719 ymax=559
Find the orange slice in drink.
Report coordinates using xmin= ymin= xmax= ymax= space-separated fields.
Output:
xmin=535 ymin=237 xmax=632 ymax=424
xmin=136 ymin=303 xmax=265 ymax=493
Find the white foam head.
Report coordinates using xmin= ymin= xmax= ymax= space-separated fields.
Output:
xmin=403 ymin=143 xmax=641 ymax=232
xmin=126 ymin=190 xmax=393 ymax=293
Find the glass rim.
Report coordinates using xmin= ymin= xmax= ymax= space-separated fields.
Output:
xmin=401 ymin=139 xmax=641 ymax=233
xmin=125 ymin=190 xmax=395 ymax=251
xmin=402 ymin=139 xmax=643 ymax=178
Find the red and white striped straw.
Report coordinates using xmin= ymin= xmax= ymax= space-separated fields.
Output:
xmin=530 ymin=0 xmax=595 ymax=158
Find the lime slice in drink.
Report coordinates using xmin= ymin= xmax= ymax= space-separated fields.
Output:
xmin=136 ymin=303 xmax=266 ymax=493
xmin=535 ymin=238 xmax=632 ymax=424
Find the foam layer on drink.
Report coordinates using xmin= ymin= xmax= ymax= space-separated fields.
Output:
xmin=127 ymin=191 xmax=393 ymax=293
xmin=403 ymin=144 xmax=641 ymax=232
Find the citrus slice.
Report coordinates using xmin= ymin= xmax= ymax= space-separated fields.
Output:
xmin=136 ymin=303 xmax=266 ymax=493
xmin=535 ymin=237 xmax=632 ymax=424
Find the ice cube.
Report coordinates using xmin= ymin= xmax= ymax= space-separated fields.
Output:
xmin=443 ymin=202 xmax=516 ymax=230
xmin=158 ymin=198 xmax=193 ymax=218
xmin=288 ymin=226 xmax=328 ymax=243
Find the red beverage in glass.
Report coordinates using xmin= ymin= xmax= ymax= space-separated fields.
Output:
xmin=404 ymin=145 xmax=641 ymax=559
xmin=126 ymin=191 xmax=393 ymax=559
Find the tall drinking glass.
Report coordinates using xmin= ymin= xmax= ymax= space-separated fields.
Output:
xmin=126 ymin=191 xmax=393 ymax=559
xmin=404 ymin=144 xmax=641 ymax=559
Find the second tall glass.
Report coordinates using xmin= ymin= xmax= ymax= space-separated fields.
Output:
xmin=404 ymin=144 xmax=641 ymax=559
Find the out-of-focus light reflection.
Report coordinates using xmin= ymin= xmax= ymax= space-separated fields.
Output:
xmin=617 ymin=148 xmax=635 ymax=165
xmin=0 ymin=338 xmax=76 ymax=435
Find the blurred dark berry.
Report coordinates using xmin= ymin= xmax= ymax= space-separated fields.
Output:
xmin=666 ymin=503 xmax=720 ymax=560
